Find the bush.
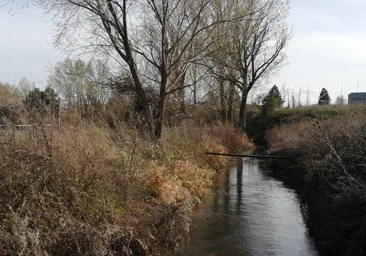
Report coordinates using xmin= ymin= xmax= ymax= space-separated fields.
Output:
xmin=267 ymin=107 xmax=366 ymax=256
xmin=0 ymin=113 xmax=253 ymax=255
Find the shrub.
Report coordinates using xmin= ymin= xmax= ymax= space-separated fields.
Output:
xmin=267 ymin=107 xmax=366 ymax=256
xmin=0 ymin=114 xmax=253 ymax=255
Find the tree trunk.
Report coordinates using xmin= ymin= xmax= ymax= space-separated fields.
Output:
xmin=192 ymin=67 xmax=197 ymax=105
xmin=227 ymin=80 xmax=236 ymax=124
xmin=218 ymin=78 xmax=227 ymax=123
xmin=238 ymin=89 xmax=248 ymax=132
xmin=129 ymin=61 xmax=154 ymax=136
xmin=178 ymin=70 xmax=186 ymax=114
xmin=154 ymin=92 xmax=166 ymax=140
xmin=154 ymin=67 xmax=168 ymax=140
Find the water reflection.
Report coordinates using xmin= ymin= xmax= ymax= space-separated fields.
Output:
xmin=188 ymin=159 xmax=319 ymax=256
xmin=236 ymin=158 xmax=243 ymax=214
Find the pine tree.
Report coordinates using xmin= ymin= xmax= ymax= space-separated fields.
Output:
xmin=318 ymin=88 xmax=331 ymax=105
xmin=261 ymin=85 xmax=284 ymax=115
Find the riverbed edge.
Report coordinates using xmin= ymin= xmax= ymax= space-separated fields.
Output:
xmin=269 ymin=149 xmax=365 ymax=256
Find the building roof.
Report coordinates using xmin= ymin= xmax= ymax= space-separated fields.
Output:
xmin=349 ymin=92 xmax=366 ymax=96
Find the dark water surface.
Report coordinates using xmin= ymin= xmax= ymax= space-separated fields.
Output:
xmin=187 ymin=159 xmax=319 ymax=256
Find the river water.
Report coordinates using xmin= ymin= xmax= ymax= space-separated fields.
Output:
xmin=187 ymin=159 xmax=320 ymax=256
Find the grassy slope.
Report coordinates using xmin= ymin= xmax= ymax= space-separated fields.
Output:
xmin=0 ymin=120 xmax=253 ymax=256
xmin=265 ymin=105 xmax=366 ymax=256
xmin=246 ymin=104 xmax=360 ymax=146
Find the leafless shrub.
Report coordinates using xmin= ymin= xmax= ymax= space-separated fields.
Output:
xmin=0 ymin=109 xmax=253 ymax=255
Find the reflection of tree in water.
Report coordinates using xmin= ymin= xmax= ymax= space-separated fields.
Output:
xmin=258 ymin=159 xmax=270 ymax=170
xmin=236 ymin=158 xmax=243 ymax=214
xmin=211 ymin=158 xmax=258 ymax=215
xmin=188 ymin=159 xmax=319 ymax=256
xmin=212 ymin=184 xmax=220 ymax=212
xmin=212 ymin=165 xmax=231 ymax=214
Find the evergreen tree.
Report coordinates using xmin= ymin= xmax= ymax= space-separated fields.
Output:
xmin=261 ymin=85 xmax=284 ymax=115
xmin=24 ymin=87 xmax=60 ymax=116
xmin=318 ymin=88 xmax=331 ymax=105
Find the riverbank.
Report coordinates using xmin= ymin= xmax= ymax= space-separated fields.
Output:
xmin=0 ymin=120 xmax=253 ymax=255
xmin=246 ymin=104 xmax=360 ymax=146
xmin=267 ymin=108 xmax=366 ymax=256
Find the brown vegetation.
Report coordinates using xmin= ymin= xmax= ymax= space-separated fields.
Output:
xmin=267 ymin=106 xmax=366 ymax=256
xmin=0 ymin=112 xmax=253 ymax=256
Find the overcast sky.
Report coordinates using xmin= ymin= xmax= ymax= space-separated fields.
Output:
xmin=1 ymin=0 xmax=366 ymax=104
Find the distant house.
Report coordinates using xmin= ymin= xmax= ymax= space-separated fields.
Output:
xmin=348 ymin=92 xmax=366 ymax=104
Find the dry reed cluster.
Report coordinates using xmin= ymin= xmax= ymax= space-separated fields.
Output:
xmin=0 ymin=113 xmax=253 ymax=256
xmin=267 ymin=107 xmax=366 ymax=255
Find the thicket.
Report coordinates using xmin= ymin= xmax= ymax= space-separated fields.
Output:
xmin=267 ymin=106 xmax=366 ymax=256
xmin=246 ymin=104 xmax=359 ymax=146
xmin=0 ymin=107 xmax=253 ymax=255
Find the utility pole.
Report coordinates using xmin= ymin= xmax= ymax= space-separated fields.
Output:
xmin=341 ymin=78 xmax=344 ymax=96
xmin=298 ymin=88 xmax=302 ymax=107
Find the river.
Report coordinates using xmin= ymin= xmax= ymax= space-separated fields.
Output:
xmin=187 ymin=158 xmax=320 ymax=256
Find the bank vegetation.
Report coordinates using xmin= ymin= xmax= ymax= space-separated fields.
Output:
xmin=0 ymin=107 xmax=253 ymax=255
xmin=267 ymin=105 xmax=366 ymax=256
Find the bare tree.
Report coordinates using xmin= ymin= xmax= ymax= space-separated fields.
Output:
xmin=226 ymin=0 xmax=290 ymax=131
xmin=8 ymin=0 xmax=289 ymax=134
xmin=291 ymin=89 xmax=296 ymax=108
xmin=197 ymin=0 xmax=244 ymax=124
xmin=335 ymin=95 xmax=346 ymax=105
xmin=35 ymin=0 xmax=156 ymax=135
xmin=34 ymin=0 xmax=236 ymax=139
xmin=298 ymin=88 xmax=302 ymax=107
xmin=48 ymin=59 xmax=111 ymax=114
xmin=135 ymin=0 xmax=220 ymax=138
xmin=18 ymin=77 xmax=36 ymax=97
xmin=196 ymin=0 xmax=290 ymax=130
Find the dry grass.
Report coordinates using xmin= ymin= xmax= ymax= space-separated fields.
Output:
xmin=205 ymin=125 xmax=253 ymax=153
xmin=0 ymin=113 xmax=253 ymax=255
xmin=268 ymin=110 xmax=366 ymax=189
xmin=266 ymin=120 xmax=313 ymax=152
xmin=147 ymin=124 xmax=254 ymax=205
xmin=267 ymin=108 xmax=366 ymax=255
